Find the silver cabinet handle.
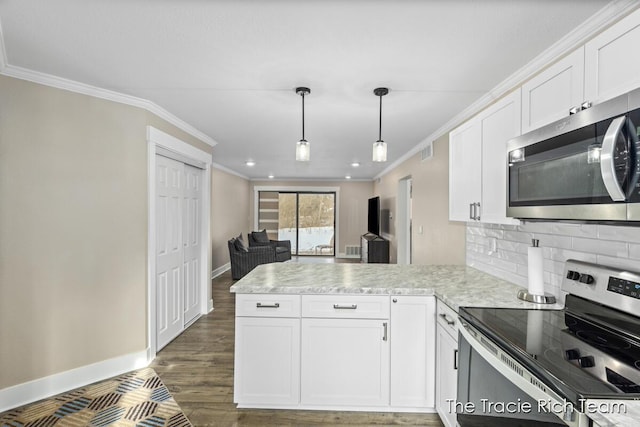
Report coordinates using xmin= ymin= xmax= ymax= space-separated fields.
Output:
xmin=475 ymin=202 xmax=481 ymax=221
xmin=600 ymin=115 xmax=627 ymax=201
xmin=469 ymin=203 xmax=474 ymax=220
xmin=454 ymin=349 xmax=459 ymax=370
xmin=383 ymin=322 xmax=388 ymax=341
xmin=333 ymin=304 xmax=357 ymax=309
xmin=256 ymin=302 xmax=280 ymax=308
xmin=439 ymin=313 xmax=456 ymax=326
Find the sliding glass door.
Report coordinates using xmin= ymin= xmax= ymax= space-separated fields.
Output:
xmin=258 ymin=191 xmax=335 ymax=256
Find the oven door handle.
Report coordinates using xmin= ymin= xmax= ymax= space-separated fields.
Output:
xmin=600 ymin=115 xmax=627 ymax=202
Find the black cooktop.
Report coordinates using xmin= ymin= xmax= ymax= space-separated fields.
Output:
xmin=459 ymin=296 xmax=640 ymax=405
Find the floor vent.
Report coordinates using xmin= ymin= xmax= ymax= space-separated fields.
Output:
xmin=345 ymin=245 xmax=361 ymax=256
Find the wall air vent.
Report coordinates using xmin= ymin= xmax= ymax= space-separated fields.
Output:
xmin=420 ymin=141 xmax=433 ymax=161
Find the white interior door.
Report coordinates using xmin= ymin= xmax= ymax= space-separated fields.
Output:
xmin=156 ymin=155 xmax=184 ymax=350
xmin=182 ymin=164 xmax=202 ymax=325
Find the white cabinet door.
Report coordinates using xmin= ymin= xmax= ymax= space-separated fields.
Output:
xmin=521 ymin=47 xmax=585 ymax=133
xmin=234 ymin=317 xmax=301 ymax=405
xmin=479 ymin=89 xmax=521 ymax=225
xmin=301 ymin=318 xmax=390 ymax=406
xmin=436 ymin=323 xmax=458 ymax=427
xmin=585 ymin=8 xmax=640 ymax=106
xmin=449 ymin=118 xmax=481 ymax=222
xmin=390 ymin=296 xmax=436 ymax=408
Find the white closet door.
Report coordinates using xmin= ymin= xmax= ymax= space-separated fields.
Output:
xmin=182 ymin=164 xmax=202 ymax=325
xmin=156 ymin=155 xmax=184 ymax=350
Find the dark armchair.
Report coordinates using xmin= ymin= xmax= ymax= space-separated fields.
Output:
xmin=248 ymin=230 xmax=292 ymax=262
xmin=228 ymin=236 xmax=276 ymax=280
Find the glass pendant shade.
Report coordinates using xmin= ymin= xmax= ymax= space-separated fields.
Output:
xmin=372 ymin=140 xmax=387 ymax=162
xmin=296 ymin=140 xmax=310 ymax=161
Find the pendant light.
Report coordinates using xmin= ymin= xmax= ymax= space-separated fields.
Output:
xmin=295 ymin=87 xmax=311 ymax=161
xmin=372 ymin=87 xmax=389 ymax=162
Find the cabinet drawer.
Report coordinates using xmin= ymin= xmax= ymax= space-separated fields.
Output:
xmin=302 ymin=295 xmax=389 ymax=319
xmin=436 ymin=299 xmax=458 ymax=337
xmin=236 ymin=294 xmax=301 ymax=318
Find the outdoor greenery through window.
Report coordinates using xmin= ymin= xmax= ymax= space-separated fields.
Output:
xmin=258 ymin=191 xmax=335 ymax=256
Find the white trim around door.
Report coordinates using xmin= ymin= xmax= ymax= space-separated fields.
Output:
xmin=147 ymin=126 xmax=212 ymax=360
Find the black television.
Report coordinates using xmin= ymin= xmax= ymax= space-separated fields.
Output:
xmin=367 ymin=196 xmax=380 ymax=236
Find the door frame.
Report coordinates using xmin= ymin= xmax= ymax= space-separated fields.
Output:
xmin=396 ymin=176 xmax=412 ymax=265
xmin=147 ymin=126 xmax=212 ymax=359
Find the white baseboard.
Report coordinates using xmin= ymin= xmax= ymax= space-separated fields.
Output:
xmin=211 ymin=263 xmax=230 ymax=279
xmin=336 ymin=253 xmax=360 ymax=259
xmin=0 ymin=349 xmax=151 ymax=413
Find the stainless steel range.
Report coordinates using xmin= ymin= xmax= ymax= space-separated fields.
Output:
xmin=456 ymin=260 xmax=640 ymax=426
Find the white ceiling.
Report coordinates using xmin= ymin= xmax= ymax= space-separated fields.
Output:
xmin=0 ymin=0 xmax=612 ymax=180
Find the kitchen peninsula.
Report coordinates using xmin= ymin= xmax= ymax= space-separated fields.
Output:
xmin=229 ymin=262 xmax=551 ymax=413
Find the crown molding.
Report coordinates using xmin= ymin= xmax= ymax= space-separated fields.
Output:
xmin=375 ymin=0 xmax=640 ymax=180
xmin=0 ymin=64 xmax=217 ymax=147
xmin=211 ymin=162 xmax=250 ymax=180
xmin=250 ymin=177 xmax=373 ymax=183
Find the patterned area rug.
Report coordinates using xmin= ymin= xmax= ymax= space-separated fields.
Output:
xmin=0 ymin=368 xmax=192 ymax=427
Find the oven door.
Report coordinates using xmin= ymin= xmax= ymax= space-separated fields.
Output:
xmin=456 ymin=319 xmax=590 ymax=427
xmin=507 ymin=94 xmax=639 ymax=222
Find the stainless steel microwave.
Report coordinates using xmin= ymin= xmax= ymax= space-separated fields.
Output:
xmin=507 ymin=88 xmax=640 ymax=222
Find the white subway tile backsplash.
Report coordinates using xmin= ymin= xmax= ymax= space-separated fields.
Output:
xmin=572 ymin=237 xmax=628 ymax=257
xmin=466 ymin=221 xmax=639 ymax=298
xmin=597 ymin=225 xmax=640 ymax=243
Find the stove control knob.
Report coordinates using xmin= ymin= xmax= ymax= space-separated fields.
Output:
xmin=566 ymin=270 xmax=581 ymax=281
xmin=565 ymin=348 xmax=581 ymax=360
xmin=579 ymin=274 xmax=595 ymax=284
xmin=579 ymin=355 xmax=595 ymax=368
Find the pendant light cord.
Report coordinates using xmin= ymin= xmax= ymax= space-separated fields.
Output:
xmin=378 ymin=93 xmax=383 ymax=142
xmin=301 ymin=92 xmax=306 ymax=141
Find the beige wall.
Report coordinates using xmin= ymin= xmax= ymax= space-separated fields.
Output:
xmin=0 ymin=75 xmax=211 ymax=389
xmin=373 ymin=134 xmax=465 ymax=264
xmin=249 ymin=180 xmax=374 ymax=255
xmin=211 ymin=168 xmax=251 ymax=270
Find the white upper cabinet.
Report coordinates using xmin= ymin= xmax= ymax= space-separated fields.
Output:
xmin=521 ymin=47 xmax=585 ymax=134
xmin=585 ymin=8 xmax=640 ymax=106
xmin=449 ymin=118 xmax=481 ymax=222
xmin=480 ymin=89 xmax=521 ymax=225
xmin=449 ymin=90 xmax=521 ymax=225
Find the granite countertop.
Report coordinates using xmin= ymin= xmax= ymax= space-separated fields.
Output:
xmin=229 ymin=263 xmax=562 ymax=311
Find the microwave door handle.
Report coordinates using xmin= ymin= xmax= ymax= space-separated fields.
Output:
xmin=600 ymin=116 xmax=626 ymax=202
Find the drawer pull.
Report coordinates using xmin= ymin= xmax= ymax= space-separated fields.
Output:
xmin=333 ymin=304 xmax=357 ymax=310
xmin=439 ymin=313 xmax=456 ymax=326
xmin=454 ymin=349 xmax=459 ymax=370
xmin=256 ymin=302 xmax=280 ymax=308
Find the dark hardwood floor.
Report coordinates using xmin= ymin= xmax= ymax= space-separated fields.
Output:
xmin=151 ymin=260 xmax=444 ymax=427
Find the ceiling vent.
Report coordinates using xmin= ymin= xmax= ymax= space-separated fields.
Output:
xmin=420 ymin=141 xmax=433 ymax=161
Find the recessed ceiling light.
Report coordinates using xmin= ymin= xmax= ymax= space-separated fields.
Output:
xmin=351 ymin=162 xmax=360 ymax=167
xmin=345 ymin=175 xmax=352 ymax=179
xmin=268 ymin=174 xmax=274 ymax=179
xmin=245 ymin=160 xmax=255 ymax=167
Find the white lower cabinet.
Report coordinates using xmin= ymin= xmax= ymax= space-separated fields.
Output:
xmin=234 ymin=294 xmax=301 ymax=406
xmin=301 ymin=317 xmax=390 ymax=406
xmin=435 ymin=301 xmax=459 ymax=427
xmin=390 ymin=295 xmax=435 ymax=408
